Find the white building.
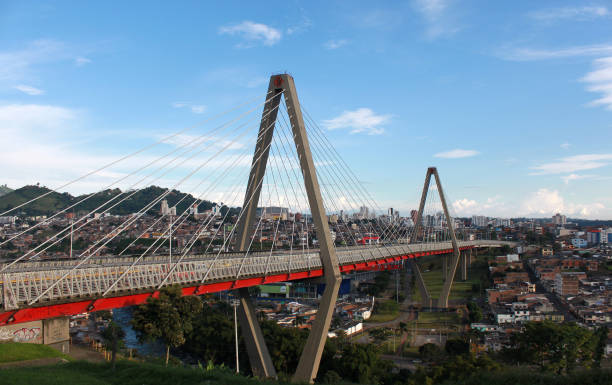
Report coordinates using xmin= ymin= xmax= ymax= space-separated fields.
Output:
xmin=160 ymin=199 xmax=176 ymax=216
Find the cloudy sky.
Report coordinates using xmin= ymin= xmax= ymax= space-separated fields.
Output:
xmin=1 ymin=1 xmax=612 ymax=219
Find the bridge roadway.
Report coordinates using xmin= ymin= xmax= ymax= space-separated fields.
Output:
xmin=0 ymin=240 xmax=512 ymax=324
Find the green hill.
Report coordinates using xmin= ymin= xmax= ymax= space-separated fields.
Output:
xmin=0 ymin=184 xmax=13 ymax=197
xmin=0 ymin=185 xmax=218 ymax=217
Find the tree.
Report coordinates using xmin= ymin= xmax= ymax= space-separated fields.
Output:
xmin=333 ymin=343 xmax=395 ymax=384
xmin=593 ymin=326 xmax=609 ymax=368
xmin=182 ymin=303 xmax=237 ymax=367
xmin=506 ymin=321 xmax=596 ymax=374
xmin=466 ymin=302 xmax=482 ymax=323
xmin=369 ymin=328 xmax=392 ymax=345
xmin=101 ymin=321 xmax=125 ymax=371
xmin=419 ymin=343 xmax=443 ymax=362
xmin=445 ymin=338 xmax=469 ymax=356
xmin=131 ymin=285 xmax=203 ymax=365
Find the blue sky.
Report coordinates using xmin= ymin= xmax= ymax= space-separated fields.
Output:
xmin=1 ymin=1 xmax=612 ymax=219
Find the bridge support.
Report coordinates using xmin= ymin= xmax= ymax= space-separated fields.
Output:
xmin=0 ymin=316 xmax=69 ymax=353
xmin=411 ymin=260 xmax=432 ymax=308
xmin=412 ymin=167 xmax=460 ymax=308
xmin=233 ymin=74 xmax=340 ymax=383
xmin=461 ymin=248 xmax=471 ymax=281
xmin=283 ymin=74 xmax=342 ymax=384
xmin=232 ymin=76 xmax=282 ymax=379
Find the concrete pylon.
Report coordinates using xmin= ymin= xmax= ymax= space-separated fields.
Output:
xmin=412 ymin=167 xmax=460 ymax=308
xmin=232 ymin=77 xmax=282 ymax=379
xmin=282 ymin=74 xmax=342 ymax=384
xmin=461 ymin=250 xmax=468 ymax=281
xmin=233 ymin=74 xmax=341 ymax=383
xmin=410 ymin=260 xmax=432 ymax=308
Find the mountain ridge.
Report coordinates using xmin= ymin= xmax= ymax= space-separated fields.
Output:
xmin=0 ymin=185 xmax=218 ymax=217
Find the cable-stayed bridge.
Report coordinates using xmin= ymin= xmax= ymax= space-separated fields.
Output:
xmin=0 ymin=74 xmax=515 ymax=382
xmin=0 ymin=240 xmax=509 ymax=319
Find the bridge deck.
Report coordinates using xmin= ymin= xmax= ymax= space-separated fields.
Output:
xmin=0 ymin=240 xmax=512 ymax=324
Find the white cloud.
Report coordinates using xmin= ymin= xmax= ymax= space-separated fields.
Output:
xmin=452 ymin=195 xmax=507 ymax=216
xmin=529 ymin=6 xmax=610 ymax=21
xmin=219 ymin=21 xmax=282 ymax=47
xmin=521 ymin=188 xmax=605 ymax=217
xmin=324 ymin=39 xmax=348 ymax=50
xmin=0 ymin=104 xmax=76 ymax=130
xmin=531 ymin=154 xmax=612 ymax=174
xmin=452 ymin=198 xmax=477 ymax=213
xmin=0 ymin=103 xmax=259 ymax=196
xmin=413 ymin=0 xmax=459 ymax=39
xmin=286 ymin=13 xmax=312 ymax=35
xmin=434 ymin=149 xmax=479 ymax=159
xmin=322 ymin=108 xmax=391 ymax=135
xmin=172 ymin=102 xmax=207 ymax=114
xmin=75 ymin=57 xmax=92 ymax=66
xmin=499 ymin=44 xmax=612 ymax=61
xmin=582 ymin=56 xmax=612 ymax=110
xmin=0 ymin=39 xmax=66 ymax=82
xmin=560 ymin=142 xmax=570 ymax=149
xmin=13 ymin=84 xmax=44 ymax=96
xmin=562 ymin=174 xmax=596 ymax=184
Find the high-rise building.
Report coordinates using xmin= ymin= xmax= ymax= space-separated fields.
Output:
xmin=472 ymin=215 xmax=488 ymax=227
xmin=587 ymin=230 xmax=601 ymax=245
xmin=552 ymin=213 xmax=567 ymax=226
xmin=410 ymin=210 xmax=418 ymax=225
xmin=160 ymin=199 xmax=176 ymax=216
xmin=359 ymin=206 xmax=369 ymax=219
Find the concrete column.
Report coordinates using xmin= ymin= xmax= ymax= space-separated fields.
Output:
xmin=232 ymin=76 xmax=282 ymax=379
xmin=411 ymin=260 xmax=431 ymax=308
xmin=279 ymin=74 xmax=341 ymax=384
xmin=237 ymin=288 xmax=276 ymax=378
xmin=442 ymin=254 xmax=448 ymax=281
xmin=43 ymin=317 xmax=70 ymax=353
xmin=461 ymin=251 xmax=468 ymax=281
xmin=431 ymin=168 xmax=461 ymax=308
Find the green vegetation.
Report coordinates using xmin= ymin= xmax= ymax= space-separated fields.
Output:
xmin=503 ymin=321 xmax=609 ymax=374
xmin=0 ymin=184 xmax=13 ymax=197
xmin=412 ymin=254 xmax=490 ymax=303
xmin=465 ymin=302 xmax=482 ymax=323
xmin=0 ymin=360 xmax=287 ymax=385
xmin=366 ymin=271 xmax=392 ymax=297
xmin=1 ymin=359 xmax=611 ymax=385
xmin=0 ymin=185 xmax=227 ymax=217
xmin=131 ymin=285 xmax=203 ymax=365
xmin=368 ymin=299 xmax=399 ymax=323
xmin=101 ymin=321 xmax=126 ymax=371
xmin=0 ymin=343 xmax=68 ymax=363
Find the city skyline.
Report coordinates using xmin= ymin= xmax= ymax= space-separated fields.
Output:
xmin=1 ymin=1 xmax=612 ymax=219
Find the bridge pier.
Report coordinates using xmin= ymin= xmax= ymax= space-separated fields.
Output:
xmin=411 ymin=260 xmax=432 ymax=308
xmin=237 ymin=288 xmax=276 ymax=378
xmin=0 ymin=316 xmax=69 ymax=353
xmin=231 ymin=74 xmax=340 ymax=383
xmin=412 ymin=167 xmax=461 ymax=309
xmin=442 ymin=254 xmax=448 ymax=281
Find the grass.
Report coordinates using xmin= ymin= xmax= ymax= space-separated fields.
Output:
xmin=0 ymin=343 xmax=68 ymax=364
xmin=412 ymin=254 xmax=489 ymax=303
xmin=0 ymin=360 xmax=293 ymax=385
xmin=417 ymin=311 xmax=459 ymax=324
xmin=367 ymin=300 xmax=400 ymax=323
